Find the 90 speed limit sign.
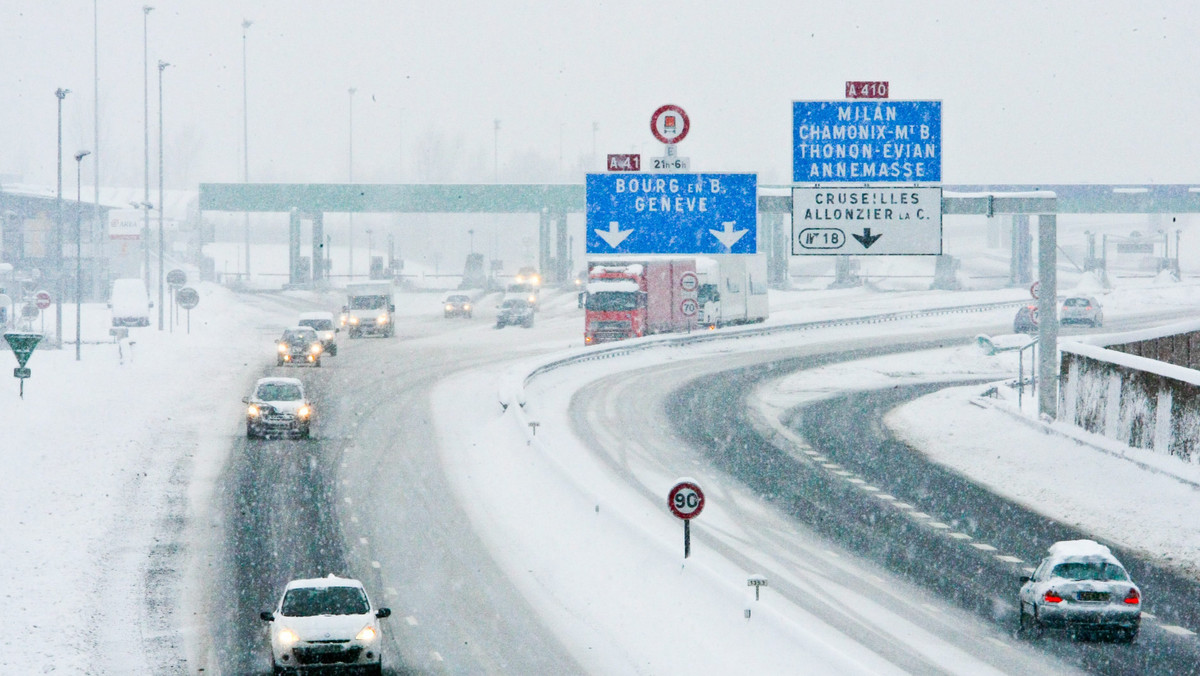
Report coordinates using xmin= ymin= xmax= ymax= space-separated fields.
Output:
xmin=668 ymin=481 xmax=705 ymax=520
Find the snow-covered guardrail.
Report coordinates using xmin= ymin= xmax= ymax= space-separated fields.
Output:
xmin=498 ymin=299 xmax=1028 ymax=410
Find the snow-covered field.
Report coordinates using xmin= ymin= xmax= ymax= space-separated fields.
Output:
xmin=3 ymin=271 xmax=1200 ymax=672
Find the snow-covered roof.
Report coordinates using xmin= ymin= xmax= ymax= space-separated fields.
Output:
xmin=255 ymin=376 xmax=303 ymax=386
xmin=588 ymin=280 xmax=640 ymax=294
xmin=1047 ymin=539 xmax=1117 ymax=561
xmin=1 ymin=183 xmax=196 ymax=221
xmin=284 ymin=574 xmax=362 ymax=590
xmin=591 ymin=264 xmax=643 ymax=275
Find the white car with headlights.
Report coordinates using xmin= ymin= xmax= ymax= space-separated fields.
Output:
xmin=1018 ymin=539 xmax=1141 ymax=642
xmin=261 ymin=575 xmax=390 ymax=675
xmin=298 ymin=311 xmax=340 ymax=355
xmin=243 ymin=377 xmax=314 ymax=439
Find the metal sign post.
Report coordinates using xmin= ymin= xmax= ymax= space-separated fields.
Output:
xmin=176 ymin=287 xmax=199 ymax=334
xmin=4 ymin=332 xmax=42 ymax=398
xmin=668 ymin=479 xmax=705 ymax=559
xmin=166 ymin=269 xmax=186 ymax=333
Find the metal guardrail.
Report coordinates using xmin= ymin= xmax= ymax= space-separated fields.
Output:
xmin=512 ymin=298 xmax=1030 ymax=399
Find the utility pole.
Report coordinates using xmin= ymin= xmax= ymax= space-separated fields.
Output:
xmin=242 ymin=19 xmax=253 ymax=281
xmin=348 ymin=87 xmax=356 ymax=281
xmin=55 ymin=87 xmax=70 ymax=349
xmin=143 ymin=5 xmax=153 ymax=290
xmin=75 ymin=150 xmax=91 ymax=361
xmin=157 ymin=61 xmax=170 ymax=330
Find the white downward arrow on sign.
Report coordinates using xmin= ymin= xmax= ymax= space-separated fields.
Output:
xmin=596 ymin=221 xmax=633 ymax=248
xmin=709 ymin=221 xmax=747 ymax=249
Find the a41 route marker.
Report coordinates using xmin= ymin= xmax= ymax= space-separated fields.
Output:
xmin=668 ymin=479 xmax=705 ymax=558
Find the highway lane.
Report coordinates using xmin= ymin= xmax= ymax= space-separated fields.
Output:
xmin=568 ymin=332 xmax=1081 ymax=675
xmin=208 ymin=299 xmax=581 ymax=675
xmin=660 ymin=339 xmax=1200 ymax=675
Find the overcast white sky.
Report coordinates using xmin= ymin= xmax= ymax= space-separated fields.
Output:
xmin=3 ymin=1 xmax=1199 ymax=190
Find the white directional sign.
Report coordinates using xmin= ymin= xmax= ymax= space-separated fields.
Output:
xmin=791 ymin=186 xmax=942 ymax=256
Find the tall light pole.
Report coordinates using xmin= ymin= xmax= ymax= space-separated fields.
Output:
xmin=242 ymin=19 xmax=253 ymax=281
xmin=93 ymin=0 xmax=101 ymax=271
xmin=348 ymin=87 xmax=356 ymax=281
xmin=55 ymin=87 xmax=70 ymax=349
xmin=157 ymin=61 xmax=170 ymax=330
xmin=493 ymin=119 xmax=500 ymax=182
xmin=74 ymin=150 xmax=90 ymax=361
xmin=142 ymin=6 xmax=153 ymax=292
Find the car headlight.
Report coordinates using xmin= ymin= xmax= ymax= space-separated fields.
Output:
xmin=376 ymin=314 xmax=389 ymax=324
xmin=528 ymin=295 xmax=536 ymax=303
xmin=310 ymin=343 xmax=322 ymax=354
xmin=445 ymin=304 xmax=453 ymax=311
xmin=247 ymin=405 xmax=260 ymax=417
xmin=277 ymin=343 xmax=288 ymax=353
xmin=355 ymin=625 xmax=377 ymax=641
xmin=297 ymin=405 xmax=311 ymax=419
xmin=464 ymin=304 xmax=471 ymax=310
xmin=349 ymin=316 xmax=359 ymax=325
xmin=277 ymin=627 xmax=299 ymax=645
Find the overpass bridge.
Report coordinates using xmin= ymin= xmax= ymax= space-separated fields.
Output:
xmin=198 ymin=182 xmax=1200 ymax=288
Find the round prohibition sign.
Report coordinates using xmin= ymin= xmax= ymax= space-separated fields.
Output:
xmin=35 ymin=290 xmax=52 ymax=310
xmin=679 ymin=271 xmax=699 ymax=292
xmin=650 ymin=104 xmax=690 ymax=144
xmin=668 ymin=481 xmax=705 ymax=520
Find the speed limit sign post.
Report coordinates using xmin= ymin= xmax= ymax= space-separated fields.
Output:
xmin=668 ymin=479 xmax=705 ymax=558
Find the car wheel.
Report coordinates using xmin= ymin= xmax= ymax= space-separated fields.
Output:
xmin=314 ymin=358 xmax=322 ymax=368
xmin=329 ymin=345 xmax=338 ymax=356
xmin=276 ymin=358 xmax=284 ymax=366
xmin=246 ymin=424 xmax=257 ymax=439
xmin=300 ymin=425 xmax=311 ymax=439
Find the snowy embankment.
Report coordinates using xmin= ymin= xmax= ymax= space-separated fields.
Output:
xmin=0 ymin=284 xmax=303 ymax=673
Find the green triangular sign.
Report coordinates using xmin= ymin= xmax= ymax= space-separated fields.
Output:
xmin=4 ymin=332 xmax=42 ymax=368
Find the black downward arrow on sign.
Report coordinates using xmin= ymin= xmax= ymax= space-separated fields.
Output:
xmin=852 ymin=228 xmax=882 ymax=249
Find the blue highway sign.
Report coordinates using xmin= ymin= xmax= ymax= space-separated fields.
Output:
xmin=793 ymin=100 xmax=941 ymax=183
xmin=586 ymin=173 xmax=757 ymax=254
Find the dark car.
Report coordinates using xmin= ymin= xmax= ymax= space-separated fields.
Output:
xmin=276 ymin=326 xmax=323 ymax=367
xmin=1013 ymin=305 xmax=1039 ymax=334
xmin=444 ymin=294 xmax=473 ymax=318
xmin=496 ymin=298 xmax=534 ymax=329
xmin=1061 ymin=296 xmax=1103 ymax=327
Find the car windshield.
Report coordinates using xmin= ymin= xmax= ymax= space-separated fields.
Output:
xmin=350 ymin=296 xmax=388 ymax=310
xmin=283 ymin=331 xmax=315 ymax=343
xmin=447 ymin=296 xmax=469 ymax=303
xmin=1050 ymin=561 xmax=1129 ymax=581
xmin=256 ymin=383 xmax=302 ymax=401
xmin=586 ymin=292 xmax=639 ymax=312
xmin=299 ymin=319 xmax=334 ymax=330
xmin=502 ymin=300 xmax=527 ymax=309
xmin=281 ymin=586 xmax=370 ymax=617
xmin=1063 ymin=298 xmax=1091 ymax=307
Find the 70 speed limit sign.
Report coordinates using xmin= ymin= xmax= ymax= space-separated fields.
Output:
xmin=668 ymin=481 xmax=705 ymax=520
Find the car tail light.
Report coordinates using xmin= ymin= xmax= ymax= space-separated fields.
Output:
xmin=1044 ymin=590 xmax=1064 ymax=603
xmin=1124 ymin=588 xmax=1140 ymax=605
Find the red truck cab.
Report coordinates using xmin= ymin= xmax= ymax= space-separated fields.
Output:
xmin=584 ymin=259 xmax=697 ymax=344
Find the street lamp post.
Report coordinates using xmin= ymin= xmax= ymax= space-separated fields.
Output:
xmin=74 ymin=150 xmax=90 ymax=361
xmin=55 ymin=87 xmax=70 ymax=349
xmin=242 ymin=19 xmax=253 ymax=281
xmin=493 ymin=119 xmax=500 ymax=182
xmin=157 ymin=60 xmax=170 ymax=330
xmin=143 ymin=5 xmax=153 ymax=290
xmin=348 ymin=87 xmax=356 ymax=281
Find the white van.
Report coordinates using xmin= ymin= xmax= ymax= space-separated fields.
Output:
xmin=109 ymin=278 xmax=152 ymax=327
